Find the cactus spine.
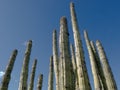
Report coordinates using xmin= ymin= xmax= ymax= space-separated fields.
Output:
xmin=70 ymin=2 xmax=91 ymax=90
xmin=28 ymin=59 xmax=37 ymax=90
xmin=96 ymin=40 xmax=117 ymax=90
xmin=18 ymin=40 xmax=32 ymax=90
xmin=48 ymin=56 xmax=54 ymax=90
xmin=0 ymin=49 xmax=18 ymax=90
xmin=37 ymin=74 xmax=43 ymax=90
xmin=52 ymin=30 xmax=59 ymax=90
xmin=84 ymin=31 xmax=102 ymax=90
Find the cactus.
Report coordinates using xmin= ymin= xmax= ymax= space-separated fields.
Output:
xmin=37 ymin=74 xmax=43 ymax=90
xmin=90 ymin=41 xmax=108 ymax=90
xmin=84 ymin=31 xmax=102 ymax=90
xmin=18 ymin=40 xmax=32 ymax=90
xmin=28 ymin=59 xmax=37 ymax=90
xmin=70 ymin=2 xmax=91 ymax=90
xmin=58 ymin=52 xmax=64 ymax=90
xmin=59 ymin=16 xmax=73 ymax=90
xmin=70 ymin=44 xmax=77 ymax=72
xmin=52 ymin=30 xmax=59 ymax=90
xmin=70 ymin=44 xmax=79 ymax=90
xmin=96 ymin=40 xmax=117 ymax=90
xmin=0 ymin=49 xmax=18 ymax=90
xmin=58 ymin=30 xmax=64 ymax=90
xmin=48 ymin=56 xmax=54 ymax=90
xmin=0 ymin=2 xmax=118 ymax=90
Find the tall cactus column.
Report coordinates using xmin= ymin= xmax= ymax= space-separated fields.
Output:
xmin=70 ymin=44 xmax=79 ymax=90
xmin=37 ymin=74 xmax=43 ymax=90
xmin=70 ymin=2 xmax=91 ymax=90
xmin=59 ymin=16 xmax=73 ymax=90
xmin=96 ymin=40 xmax=117 ymax=90
xmin=70 ymin=44 xmax=77 ymax=72
xmin=84 ymin=31 xmax=101 ymax=90
xmin=52 ymin=30 xmax=59 ymax=90
xmin=0 ymin=49 xmax=18 ymax=90
xmin=90 ymin=41 xmax=107 ymax=90
xmin=18 ymin=40 xmax=32 ymax=90
xmin=48 ymin=56 xmax=54 ymax=90
xmin=28 ymin=59 xmax=37 ymax=90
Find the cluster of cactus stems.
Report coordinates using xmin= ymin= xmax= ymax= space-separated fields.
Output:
xmin=0 ymin=40 xmax=43 ymax=90
xmin=84 ymin=31 xmax=106 ymax=90
xmin=0 ymin=2 xmax=117 ymax=90
xmin=51 ymin=2 xmax=117 ymax=90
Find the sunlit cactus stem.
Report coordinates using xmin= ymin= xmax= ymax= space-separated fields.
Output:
xmin=59 ymin=16 xmax=73 ymax=90
xmin=18 ymin=40 xmax=32 ymax=90
xmin=70 ymin=2 xmax=91 ymax=90
xmin=70 ymin=44 xmax=79 ymax=90
xmin=28 ymin=59 xmax=37 ymax=90
xmin=70 ymin=44 xmax=77 ymax=72
xmin=52 ymin=30 xmax=59 ymax=90
xmin=84 ymin=30 xmax=102 ymax=90
xmin=48 ymin=56 xmax=54 ymax=90
xmin=37 ymin=74 xmax=43 ymax=90
xmin=90 ymin=41 xmax=108 ymax=90
xmin=96 ymin=40 xmax=117 ymax=90
xmin=0 ymin=49 xmax=18 ymax=90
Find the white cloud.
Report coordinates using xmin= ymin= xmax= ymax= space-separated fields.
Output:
xmin=0 ymin=71 xmax=5 ymax=78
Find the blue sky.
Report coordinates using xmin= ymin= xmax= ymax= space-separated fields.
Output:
xmin=0 ymin=0 xmax=120 ymax=90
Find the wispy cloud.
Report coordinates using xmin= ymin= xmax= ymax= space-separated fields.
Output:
xmin=22 ymin=41 xmax=28 ymax=46
xmin=0 ymin=71 xmax=5 ymax=78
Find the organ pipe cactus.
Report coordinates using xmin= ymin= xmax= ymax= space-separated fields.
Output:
xmin=70 ymin=44 xmax=79 ymax=90
xmin=84 ymin=31 xmax=102 ymax=90
xmin=70 ymin=44 xmax=76 ymax=72
xmin=58 ymin=52 xmax=64 ymax=90
xmin=52 ymin=30 xmax=59 ymax=90
xmin=59 ymin=16 xmax=73 ymax=90
xmin=90 ymin=41 xmax=107 ymax=90
xmin=28 ymin=59 xmax=37 ymax=90
xmin=59 ymin=17 xmax=65 ymax=90
xmin=0 ymin=49 xmax=18 ymax=90
xmin=0 ymin=2 xmax=118 ymax=90
xmin=70 ymin=2 xmax=91 ymax=90
xmin=37 ymin=74 xmax=43 ymax=90
xmin=18 ymin=40 xmax=32 ymax=90
xmin=96 ymin=40 xmax=117 ymax=90
xmin=48 ymin=56 xmax=54 ymax=90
